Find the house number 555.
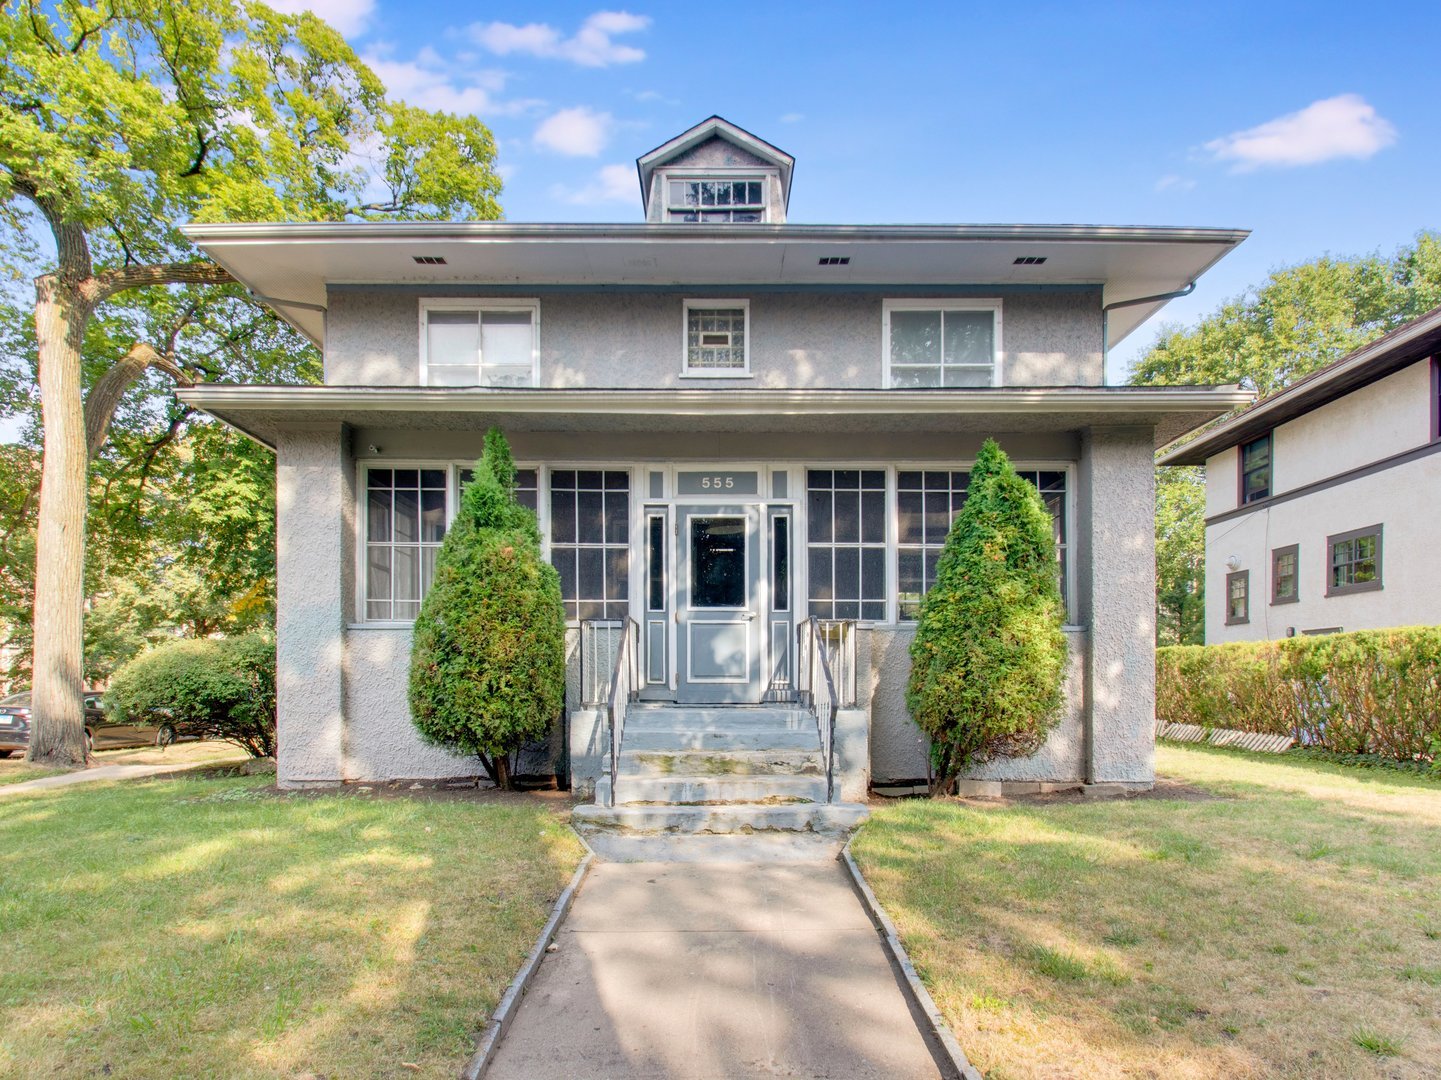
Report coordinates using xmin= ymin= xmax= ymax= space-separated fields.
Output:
xmin=701 ymin=476 xmax=734 ymax=489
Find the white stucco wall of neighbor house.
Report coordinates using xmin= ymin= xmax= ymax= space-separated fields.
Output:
xmin=322 ymin=288 xmax=1104 ymax=390
xmin=1204 ymin=452 xmax=1441 ymax=643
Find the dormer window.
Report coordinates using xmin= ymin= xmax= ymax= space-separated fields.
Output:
xmin=667 ymin=179 xmax=766 ymax=223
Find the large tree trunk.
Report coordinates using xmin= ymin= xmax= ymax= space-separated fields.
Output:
xmin=28 ymin=276 xmax=92 ymax=766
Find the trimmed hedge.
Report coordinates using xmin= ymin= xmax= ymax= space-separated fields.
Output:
xmin=1156 ymin=627 xmax=1441 ymax=762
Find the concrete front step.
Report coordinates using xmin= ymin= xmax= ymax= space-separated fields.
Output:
xmin=573 ymin=801 xmax=870 ymax=836
xmin=622 ymin=728 xmax=822 ymax=752
xmin=615 ymin=773 xmax=827 ymax=805
xmin=623 ymin=708 xmax=813 ymax=733
xmin=619 ymin=748 xmax=823 ymax=778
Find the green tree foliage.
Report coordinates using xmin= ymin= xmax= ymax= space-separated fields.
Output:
xmin=1131 ymin=232 xmax=1441 ymax=643
xmin=907 ymin=439 xmax=1068 ymax=795
xmin=105 ymin=632 xmax=276 ymax=758
xmin=408 ymin=430 xmax=566 ymax=790
xmin=1 ymin=0 xmax=503 ymax=763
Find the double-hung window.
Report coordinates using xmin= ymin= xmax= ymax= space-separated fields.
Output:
xmin=1239 ymin=434 xmax=1271 ymax=504
xmin=1271 ymin=544 xmax=1299 ymax=604
xmin=884 ymin=300 xmax=1001 ymax=388
xmin=683 ymin=300 xmax=749 ymax=375
xmin=1326 ymin=525 xmax=1383 ymax=596
xmin=667 ymin=179 xmax=766 ymax=222
xmin=421 ymin=300 xmax=539 ymax=387
xmin=1225 ymin=570 xmax=1250 ymax=625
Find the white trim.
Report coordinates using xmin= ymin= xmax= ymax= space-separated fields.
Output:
xmin=663 ymin=174 xmax=771 ymax=224
xmin=882 ymin=298 xmax=1004 ymax=389
xmin=681 ymin=299 xmax=752 ymax=377
xmin=418 ymin=297 xmax=540 ymax=388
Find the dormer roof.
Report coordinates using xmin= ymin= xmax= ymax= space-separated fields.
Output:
xmin=636 ymin=116 xmax=795 ymax=217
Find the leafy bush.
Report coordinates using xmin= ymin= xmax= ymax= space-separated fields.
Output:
xmin=105 ymin=633 xmax=276 ymax=757
xmin=907 ymin=439 xmax=1068 ymax=795
xmin=408 ymin=429 xmax=566 ymax=789
xmin=1156 ymin=627 xmax=1441 ymax=763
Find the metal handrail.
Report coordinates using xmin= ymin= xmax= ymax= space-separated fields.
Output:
xmin=797 ymin=618 xmax=855 ymax=803
xmin=587 ymin=617 xmax=640 ymax=808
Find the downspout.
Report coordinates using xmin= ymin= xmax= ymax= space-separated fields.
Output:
xmin=1100 ymin=281 xmax=1196 ymax=384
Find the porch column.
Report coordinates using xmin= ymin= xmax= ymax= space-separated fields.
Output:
xmin=274 ymin=423 xmax=353 ymax=787
xmin=1080 ymin=426 xmax=1156 ymax=787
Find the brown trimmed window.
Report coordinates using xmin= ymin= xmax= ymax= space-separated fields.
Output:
xmin=1271 ymin=544 xmax=1299 ymax=605
xmin=1327 ymin=525 xmax=1383 ymax=596
xmin=1432 ymin=357 xmax=1440 ymax=441
xmin=1239 ymin=434 xmax=1272 ymax=504
xmin=1225 ymin=570 xmax=1250 ymax=625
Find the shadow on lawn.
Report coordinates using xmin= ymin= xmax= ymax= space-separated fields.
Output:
xmin=0 ymin=775 xmax=583 ymax=1079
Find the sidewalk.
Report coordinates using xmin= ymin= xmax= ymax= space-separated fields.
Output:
xmin=0 ymin=761 xmax=212 ymax=798
xmin=485 ymin=837 xmax=944 ymax=1079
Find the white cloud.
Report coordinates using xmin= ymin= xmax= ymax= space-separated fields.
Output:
xmin=553 ymin=163 xmax=637 ymax=205
xmin=362 ymin=49 xmax=541 ymax=117
xmin=779 ymin=112 xmax=804 ymax=124
xmin=268 ymin=0 xmax=375 ymax=38
xmin=1203 ymin=94 xmax=1397 ymax=172
xmin=535 ymin=107 xmax=612 ymax=156
xmin=470 ymin=10 xmax=651 ymax=67
xmin=1155 ymin=174 xmax=1197 ymax=192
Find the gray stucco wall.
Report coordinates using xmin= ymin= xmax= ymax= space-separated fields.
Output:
xmin=863 ymin=627 xmax=1088 ymax=784
xmin=323 ymin=287 xmax=1103 ymax=389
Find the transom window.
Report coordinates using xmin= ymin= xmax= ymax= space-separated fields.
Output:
xmin=806 ymin=469 xmax=887 ymax=621
xmin=421 ymin=300 xmax=538 ymax=388
xmin=549 ymin=470 xmax=631 ymax=620
xmin=1225 ymin=570 xmax=1250 ymax=625
xmin=667 ymin=179 xmax=765 ymax=223
xmin=683 ymin=301 xmax=749 ymax=375
xmin=1239 ymin=434 xmax=1271 ymax=504
xmin=896 ymin=469 xmax=1068 ymax=621
xmin=1271 ymin=544 xmax=1299 ymax=604
xmin=365 ymin=469 xmax=447 ymax=621
xmin=884 ymin=301 xmax=1001 ymax=388
xmin=1327 ymin=525 xmax=1383 ymax=596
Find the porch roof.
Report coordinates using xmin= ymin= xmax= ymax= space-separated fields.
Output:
xmin=176 ymin=384 xmax=1251 ymax=452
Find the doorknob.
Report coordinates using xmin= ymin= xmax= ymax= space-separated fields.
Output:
xmin=743 ymin=612 xmax=756 ymax=621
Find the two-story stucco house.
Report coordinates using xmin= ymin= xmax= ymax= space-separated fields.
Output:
xmin=1159 ymin=305 xmax=1441 ymax=644
xmin=180 ymin=117 xmax=1248 ymax=816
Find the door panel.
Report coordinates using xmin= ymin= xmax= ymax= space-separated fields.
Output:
xmin=677 ymin=506 xmax=764 ymax=703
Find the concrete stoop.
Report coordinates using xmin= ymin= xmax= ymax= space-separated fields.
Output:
xmin=585 ymin=704 xmax=870 ymax=836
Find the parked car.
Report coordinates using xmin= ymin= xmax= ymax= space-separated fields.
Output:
xmin=0 ymin=692 xmax=184 ymax=757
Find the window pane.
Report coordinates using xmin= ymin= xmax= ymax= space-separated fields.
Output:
xmin=421 ymin=488 xmax=446 ymax=543
xmin=943 ymin=310 xmax=994 ymax=366
xmin=809 ymin=547 xmax=833 ymax=601
xmin=606 ymin=548 xmax=629 ymax=601
xmin=550 ymin=490 xmax=576 ymax=545
xmin=393 ymin=488 xmax=419 ymax=543
xmin=808 ymin=489 xmax=833 ymax=543
xmin=368 ymin=489 xmax=392 ymax=543
xmin=772 ymin=517 xmax=790 ymax=612
xmin=367 ymin=547 xmax=392 ymax=606
xmin=481 ymin=311 xmax=532 ymax=371
xmin=890 ymin=310 xmax=941 ymax=365
xmin=861 ymin=490 xmax=885 ymax=543
xmin=393 ymin=546 xmax=420 ymax=601
xmin=834 ymin=547 xmax=860 ymax=600
xmin=578 ymin=548 xmax=604 ymax=602
xmin=553 ymin=547 xmax=577 ymax=603
xmin=833 ymin=490 xmax=860 ymax=543
xmin=577 ymin=490 xmax=604 ymax=543
xmin=604 ymin=491 xmax=629 ymax=544
xmin=897 ymin=490 xmax=923 ymax=545
xmin=691 ymin=517 xmax=745 ymax=607
xmin=941 ymin=366 xmax=994 ymax=388
xmin=427 ymin=310 xmax=479 ymax=370
xmin=648 ymin=517 xmax=665 ymax=611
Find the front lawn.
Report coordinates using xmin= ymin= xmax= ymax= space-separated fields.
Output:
xmin=852 ymin=743 xmax=1441 ymax=1079
xmin=0 ymin=771 xmax=584 ymax=1078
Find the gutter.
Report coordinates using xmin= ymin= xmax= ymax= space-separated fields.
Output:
xmin=1100 ymin=281 xmax=1196 ymax=379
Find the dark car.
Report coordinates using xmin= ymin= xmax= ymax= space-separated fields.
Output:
xmin=0 ymin=692 xmax=180 ymax=757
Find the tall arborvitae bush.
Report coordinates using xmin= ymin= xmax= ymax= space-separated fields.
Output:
xmin=907 ymin=439 xmax=1068 ymax=795
xmin=408 ymin=429 xmax=565 ymax=789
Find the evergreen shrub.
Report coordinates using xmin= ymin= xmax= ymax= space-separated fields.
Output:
xmin=408 ymin=429 xmax=566 ymax=789
xmin=907 ymin=438 xmax=1068 ymax=795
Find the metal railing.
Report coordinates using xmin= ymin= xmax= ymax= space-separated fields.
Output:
xmin=797 ymin=619 xmax=856 ymax=803
xmin=580 ymin=618 xmax=639 ymax=807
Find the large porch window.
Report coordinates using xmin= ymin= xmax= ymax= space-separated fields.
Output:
xmin=364 ymin=468 xmax=447 ymax=621
xmin=805 ymin=470 xmax=887 ymax=621
xmin=549 ymin=470 xmax=630 ymax=620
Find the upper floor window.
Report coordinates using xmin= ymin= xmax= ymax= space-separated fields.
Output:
xmin=683 ymin=300 xmax=750 ymax=376
xmin=668 ymin=178 xmax=765 ymax=222
xmin=883 ymin=300 xmax=1002 ymax=388
xmin=420 ymin=300 xmax=539 ymax=388
xmin=1326 ymin=524 xmax=1383 ymax=596
xmin=1239 ymin=434 xmax=1271 ymax=504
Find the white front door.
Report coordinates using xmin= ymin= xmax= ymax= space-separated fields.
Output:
xmin=676 ymin=504 xmax=765 ymax=703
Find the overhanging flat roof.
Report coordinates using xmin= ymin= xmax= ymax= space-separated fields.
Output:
xmin=181 ymin=221 xmax=1249 ymax=348
xmin=176 ymin=384 xmax=1251 ymax=452
xmin=1158 ymin=304 xmax=1441 ymax=466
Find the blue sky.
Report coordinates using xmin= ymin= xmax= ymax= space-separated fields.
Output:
xmin=282 ymin=0 xmax=1438 ymax=379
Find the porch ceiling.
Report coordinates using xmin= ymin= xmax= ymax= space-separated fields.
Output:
xmin=177 ymin=385 xmax=1252 ymax=451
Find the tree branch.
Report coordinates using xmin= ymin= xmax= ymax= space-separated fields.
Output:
xmin=87 ymin=261 xmax=233 ymax=304
xmin=11 ymin=176 xmax=93 ymax=282
xmin=84 ymin=342 xmax=193 ymax=459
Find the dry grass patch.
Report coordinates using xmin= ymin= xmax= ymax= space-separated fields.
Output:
xmin=852 ymin=743 xmax=1441 ymax=1079
xmin=0 ymin=770 xmax=584 ymax=1078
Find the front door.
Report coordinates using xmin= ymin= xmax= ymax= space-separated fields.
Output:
xmin=677 ymin=504 xmax=764 ymax=703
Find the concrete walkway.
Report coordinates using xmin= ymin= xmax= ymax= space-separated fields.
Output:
xmin=486 ymin=838 xmax=944 ymax=1080
xmin=0 ymin=762 xmax=206 ymax=798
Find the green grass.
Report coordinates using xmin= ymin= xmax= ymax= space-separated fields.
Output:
xmin=0 ymin=760 xmax=66 ymax=785
xmin=0 ymin=771 xmax=584 ymax=1078
xmin=852 ymin=742 xmax=1441 ymax=1079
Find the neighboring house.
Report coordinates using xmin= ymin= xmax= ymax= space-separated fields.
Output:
xmin=180 ymin=117 xmax=1247 ymax=799
xmin=1159 ymin=305 xmax=1441 ymax=643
